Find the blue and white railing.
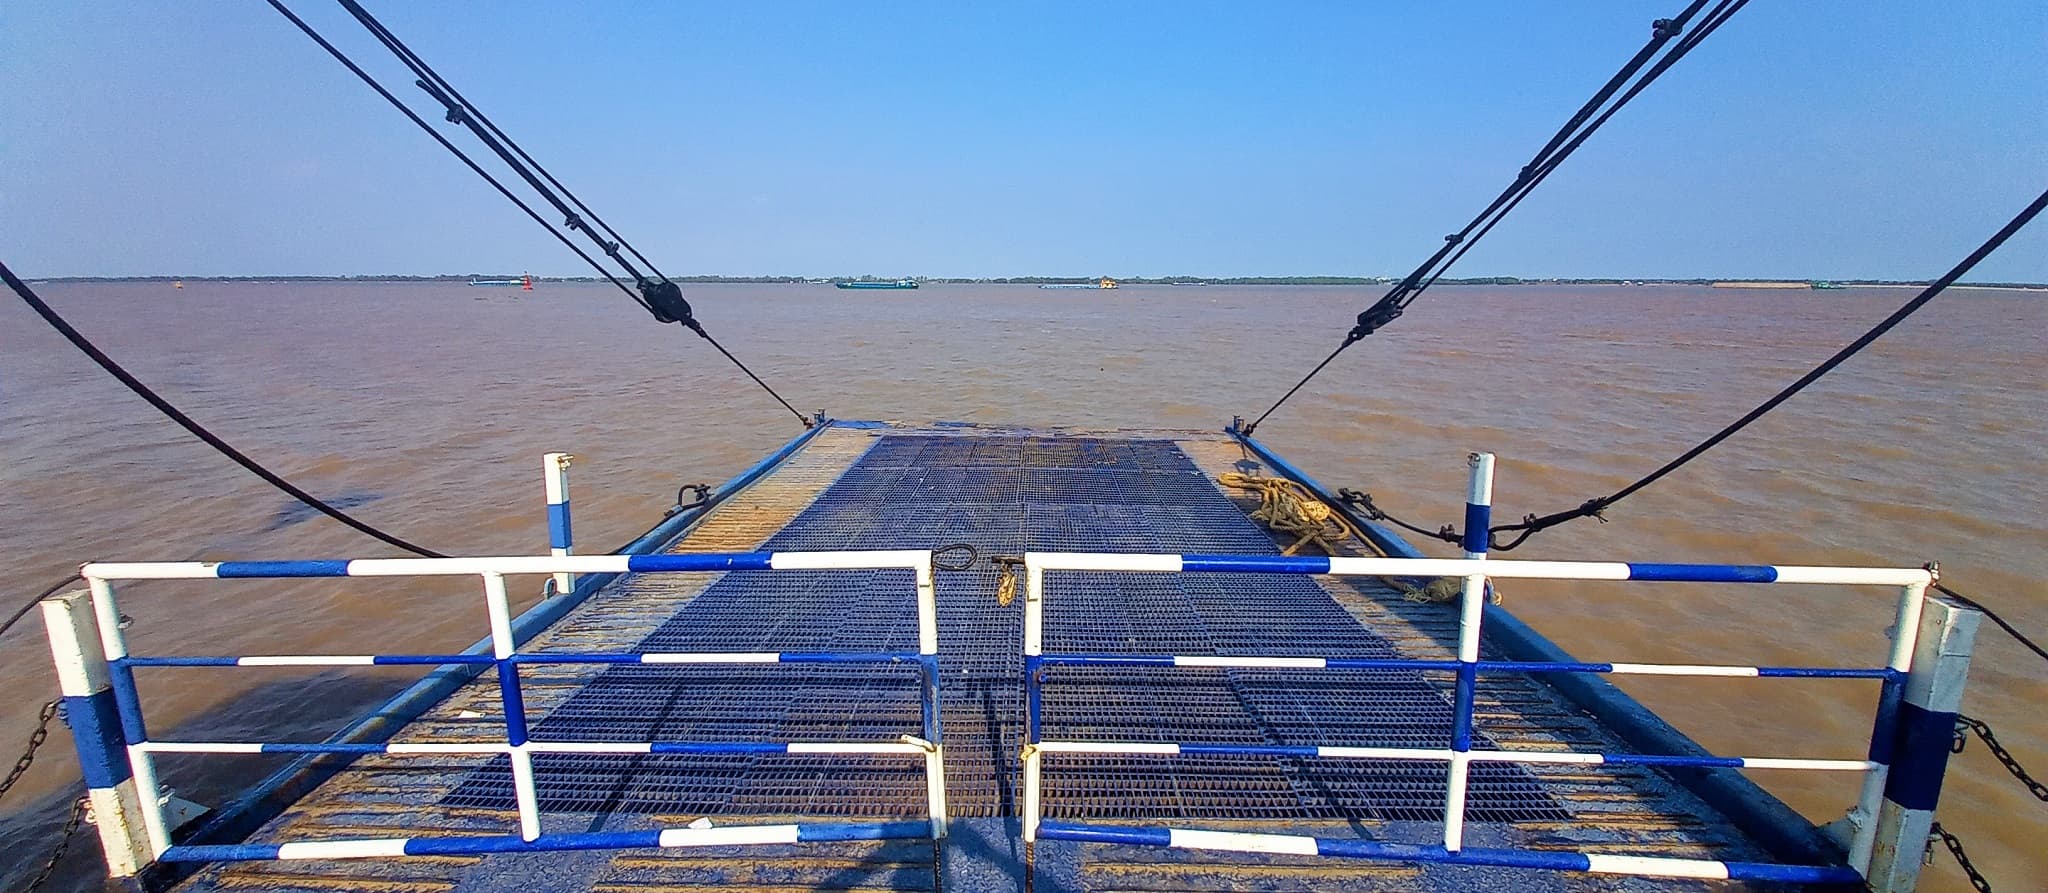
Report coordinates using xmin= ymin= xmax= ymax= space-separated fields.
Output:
xmin=45 ymin=548 xmax=946 ymax=873
xmin=1020 ymin=452 xmax=1973 ymax=887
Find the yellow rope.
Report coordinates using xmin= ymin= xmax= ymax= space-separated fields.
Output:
xmin=1216 ymin=472 xmax=1363 ymax=557
xmin=993 ymin=557 xmax=1023 ymax=607
xmin=1215 ymin=472 xmax=1490 ymax=604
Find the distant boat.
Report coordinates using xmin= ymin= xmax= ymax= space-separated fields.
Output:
xmin=1811 ymin=280 xmax=1845 ymax=290
xmin=469 ymin=274 xmax=533 ymax=289
xmin=835 ymin=279 xmax=919 ymax=290
xmin=173 ymin=280 xmax=184 ymax=289
xmin=1039 ymin=277 xmax=1119 ymax=290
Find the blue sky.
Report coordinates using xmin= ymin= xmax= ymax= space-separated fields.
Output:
xmin=4 ymin=2 xmax=2043 ymax=280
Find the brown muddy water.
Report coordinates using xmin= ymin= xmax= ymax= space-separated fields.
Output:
xmin=1 ymin=281 xmax=2042 ymax=891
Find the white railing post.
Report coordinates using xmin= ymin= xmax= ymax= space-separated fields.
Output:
xmin=1847 ymin=580 xmax=1932 ymax=874
xmin=41 ymin=588 xmax=155 ymax=877
xmin=482 ymin=572 xmax=541 ymax=840
xmin=912 ymin=552 xmax=947 ymax=838
xmin=84 ymin=577 xmax=172 ymax=860
xmin=1865 ymin=591 xmax=1978 ymax=891
xmin=1022 ymin=557 xmax=1046 ymax=843
xmin=1442 ymin=451 xmax=1494 ymax=852
xmin=543 ymin=452 xmax=574 ymax=596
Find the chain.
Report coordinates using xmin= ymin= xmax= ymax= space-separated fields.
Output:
xmin=1930 ymin=821 xmax=1993 ymax=893
xmin=1 ymin=700 xmax=59 ymax=803
xmin=1956 ymin=714 xmax=2048 ymax=801
xmin=25 ymin=796 xmax=87 ymax=893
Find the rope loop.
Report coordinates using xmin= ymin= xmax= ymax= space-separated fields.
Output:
xmin=932 ymin=544 xmax=978 ymax=573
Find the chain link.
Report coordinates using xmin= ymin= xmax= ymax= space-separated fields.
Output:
xmin=1930 ymin=821 xmax=1993 ymax=893
xmin=1 ymin=700 xmax=59 ymax=803
xmin=1956 ymin=714 xmax=2048 ymax=801
xmin=25 ymin=796 xmax=87 ymax=893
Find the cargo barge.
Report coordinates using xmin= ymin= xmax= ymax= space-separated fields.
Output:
xmin=40 ymin=419 xmax=1980 ymax=892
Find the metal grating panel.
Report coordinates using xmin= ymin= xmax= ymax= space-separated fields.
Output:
xmin=445 ymin=435 xmax=1570 ymax=822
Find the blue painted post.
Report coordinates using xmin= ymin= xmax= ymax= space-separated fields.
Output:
xmin=543 ymin=452 xmax=574 ymax=595
xmin=41 ymin=587 xmax=156 ymax=878
xmin=1865 ymin=593 xmax=1979 ymax=891
xmin=1442 ymin=451 xmax=1494 ymax=851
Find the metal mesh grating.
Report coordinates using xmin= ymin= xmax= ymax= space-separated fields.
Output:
xmin=444 ymin=434 xmax=1570 ymax=822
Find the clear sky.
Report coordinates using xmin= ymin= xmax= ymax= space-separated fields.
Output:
xmin=4 ymin=2 xmax=2044 ymax=280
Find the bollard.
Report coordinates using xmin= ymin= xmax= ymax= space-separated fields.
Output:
xmin=1865 ymin=595 xmax=1979 ymax=891
xmin=543 ymin=452 xmax=574 ymax=596
xmin=42 ymin=588 xmax=156 ymax=877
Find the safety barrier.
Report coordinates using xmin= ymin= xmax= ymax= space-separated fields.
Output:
xmin=1019 ymin=453 xmax=1969 ymax=887
xmin=45 ymin=548 xmax=946 ymax=872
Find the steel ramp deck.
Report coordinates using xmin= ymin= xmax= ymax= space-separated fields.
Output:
xmin=168 ymin=424 xmax=1814 ymax=892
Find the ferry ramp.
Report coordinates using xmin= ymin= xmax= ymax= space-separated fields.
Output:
xmin=162 ymin=423 xmax=1835 ymax=892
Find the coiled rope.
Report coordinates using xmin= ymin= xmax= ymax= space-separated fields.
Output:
xmin=1219 ymin=473 xmax=1469 ymax=604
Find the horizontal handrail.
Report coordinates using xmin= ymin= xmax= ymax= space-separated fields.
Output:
xmin=162 ymin=820 xmax=933 ymax=862
xmin=1024 ymin=551 xmax=1932 ymax=586
xmin=83 ymin=548 xmax=933 ymax=580
xmin=1034 ymin=821 xmax=1864 ymax=884
xmin=1026 ymin=740 xmax=1876 ymax=772
xmin=1034 ymin=652 xmax=1893 ymax=678
xmin=126 ymin=650 xmax=931 ymax=667
xmin=141 ymin=739 xmax=936 ymax=756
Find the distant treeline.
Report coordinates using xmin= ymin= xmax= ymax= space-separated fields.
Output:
xmin=34 ymin=274 xmax=2046 ymax=288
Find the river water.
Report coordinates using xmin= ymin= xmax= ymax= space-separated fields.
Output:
xmin=2 ymin=281 xmax=2041 ymax=890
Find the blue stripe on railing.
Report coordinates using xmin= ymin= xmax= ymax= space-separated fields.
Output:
xmin=1625 ymin=563 xmax=1777 ymax=583
xmin=1034 ymin=821 xmax=1172 ymax=847
xmin=1033 ymin=822 xmax=1864 ymax=883
xmin=1178 ymin=554 xmax=1330 ymax=574
xmin=797 ymin=821 xmax=932 ymax=842
xmin=216 ymin=560 xmax=352 ymax=578
xmin=546 ymin=501 xmax=572 ymax=550
xmin=1755 ymin=666 xmax=1894 ymax=679
xmin=1885 ymin=701 xmax=1958 ymax=812
xmin=509 ymin=651 xmax=917 ymax=665
xmin=496 ymin=661 xmax=529 ymax=746
xmin=63 ymin=690 xmax=131 ymax=788
xmin=625 ymin=553 xmax=775 ymax=572
xmin=1867 ymin=675 xmax=1905 ymax=767
xmin=1462 ymin=503 xmax=1489 ymax=554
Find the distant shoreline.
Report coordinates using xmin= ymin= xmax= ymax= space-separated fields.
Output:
xmin=25 ymin=274 xmax=2048 ymax=290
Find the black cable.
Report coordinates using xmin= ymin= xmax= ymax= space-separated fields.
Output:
xmin=0 ymin=576 xmax=84 ymax=641
xmin=2 ymin=262 xmax=447 ymax=558
xmin=692 ymin=328 xmax=813 ymax=427
xmin=1244 ymin=0 xmax=1728 ymax=434
xmin=1416 ymin=0 xmax=1749 ymax=301
xmin=335 ymin=0 xmax=670 ymax=283
xmin=1936 ymin=583 xmax=2048 ymax=664
xmin=269 ymin=0 xmax=814 ymax=426
xmin=1244 ymin=341 xmax=1350 ymax=435
xmin=260 ymin=0 xmax=651 ymax=313
xmin=1484 ymin=184 xmax=2048 ymax=549
xmin=932 ymin=544 xmax=979 ymax=573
